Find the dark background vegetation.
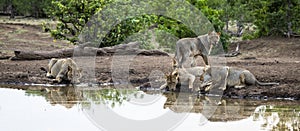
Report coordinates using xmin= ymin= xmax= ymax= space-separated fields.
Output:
xmin=1 ymin=0 xmax=299 ymax=50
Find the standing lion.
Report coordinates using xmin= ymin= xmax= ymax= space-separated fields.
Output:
xmin=174 ymin=31 xmax=220 ymax=68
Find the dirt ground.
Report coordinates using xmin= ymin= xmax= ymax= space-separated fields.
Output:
xmin=0 ymin=23 xmax=299 ymax=99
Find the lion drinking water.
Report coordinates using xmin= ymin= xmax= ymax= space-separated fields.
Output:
xmin=42 ymin=58 xmax=82 ymax=84
xmin=160 ymin=66 xmax=207 ymax=92
xmin=161 ymin=65 xmax=279 ymax=93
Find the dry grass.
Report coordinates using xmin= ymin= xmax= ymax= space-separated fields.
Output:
xmin=0 ymin=16 xmax=56 ymax=26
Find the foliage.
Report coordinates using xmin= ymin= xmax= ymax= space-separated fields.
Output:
xmin=44 ymin=0 xmax=228 ymax=51
xmin=186 ymin=0 xmax=228 ymax=50
xmin=250 ymin=0 xmax=300 ymax=37
xmin=100 ymin=15 xmax=196 ymax=51
xmin=217 ymin=0 xmax=300 ymax=38
xmin=0 ymin=0 xmax=51 ymax=18
xmin=43 ymin=0 xmax=113 ymax=43
xmin=2 ymin=0 xmax=300 ymax=44
xmin=6 ymin=0 xmax=296 ymax=51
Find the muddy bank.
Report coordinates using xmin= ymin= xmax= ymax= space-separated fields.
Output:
xmin=0 ymin=23 xmax=299 ymax=99
xmin=0 ymin=54 xmax=299 ymax=99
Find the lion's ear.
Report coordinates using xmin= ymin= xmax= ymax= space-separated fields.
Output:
xmin=77 ymin=68 xmax=82 ymax=73
xmin=171 ymin=68 xmax=179 ymax=76
xmin=204 ymin=65 xmax=210 ymax=71
xmin=164 ymin=74 xmax=169 ymax=79
xmin=217 ymin=32 xmax=221 ymax=36
xmin=173 ymin=72 xmax=179 ymax=77
xmin=50 ymin=58 xmax=58 ymax=62
xmin=200 ymin=75 xmax=204 ymax=81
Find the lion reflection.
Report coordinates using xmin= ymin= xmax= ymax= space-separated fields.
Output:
xmin=162 ymin=92 xmax=300 ymax=128
xmin=44 ymin=86 xmax=83 ymax=109
xmin=162 ymin=92 xmax=250 ymax=121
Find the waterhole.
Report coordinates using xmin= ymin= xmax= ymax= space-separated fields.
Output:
xmin=0 ymin=85 xmax=299 ymax=131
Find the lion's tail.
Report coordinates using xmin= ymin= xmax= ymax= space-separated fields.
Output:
xmin=255 ymin=80 xmax=279 ymax=86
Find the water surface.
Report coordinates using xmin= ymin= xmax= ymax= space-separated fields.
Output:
xmin=0 ymin=86 xmax=299 ymax=131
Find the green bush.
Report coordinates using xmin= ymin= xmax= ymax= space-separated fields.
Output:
xmin=44 ymin=0 xmax=228 ymax=51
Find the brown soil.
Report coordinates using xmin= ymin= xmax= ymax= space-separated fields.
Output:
xmin=0 ymin=23 xmax=299 ymax=99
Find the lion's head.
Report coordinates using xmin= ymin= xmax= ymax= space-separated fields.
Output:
xmin=208 ymin=31 xmax=221 ymax=46
xmin=165 ymin=71 xmax=179 ymax=91
xmin=67 ymin=66 xmax=82 ymax=84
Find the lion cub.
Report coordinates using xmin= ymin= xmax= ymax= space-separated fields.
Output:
xmin=46 ymin=58 xmax=82 ymax=84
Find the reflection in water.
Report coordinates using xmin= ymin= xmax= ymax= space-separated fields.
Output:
xmin=163 ymin=92 xmax=253 ymax=121
xmin=24 ymin=86 xmax=141 ymax=109
xmin=4 ymin=86 xmax=300 ymax=130
xmin=25 ymin=86 xmax=82 ymax=109
xmin=81 ymin=88 xmax=141 ymax=108
xmin=253 ymin=105 xmax=300 ymax=131
xmin=162 ymin=92 xmax=300 ymax=130
xmin=0 ymin=87 xmax=100 ymax=131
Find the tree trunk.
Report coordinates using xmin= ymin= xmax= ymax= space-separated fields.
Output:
xmin=10 ymin=42 xmax=169 ymax=60
xmin=9 ymin=3 xmax=15 ymax=19
xmin=286 ymin=0 xmax=293 ymax=38
xmin=225 ymin=20 xmax=229 ymax=33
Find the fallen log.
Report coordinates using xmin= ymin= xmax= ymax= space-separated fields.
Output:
xmin=224 ymin=51 xmax=241 ymax=57
xmin=138 ymin=49 xmax=169 ymax=56
xmin=10 ymin=42 xmax=169 ymax=60
xmin=10 ymin=48 xmax=74 ymax=60
xmin=224 ymin=43 xmax=241 ymax=57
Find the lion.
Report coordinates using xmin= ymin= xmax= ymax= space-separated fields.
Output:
xmin=203 ymin=66 xmax=279 ymax=91
xmin=43 ymin=58 xmax=82 ymax=84
xmin=160 ymin=66 xmax=207 ymax=92
xmin=174 ymin=31 xmax=220 ymax=68
xmin=159 ymin=72 xmax=178 ymax=91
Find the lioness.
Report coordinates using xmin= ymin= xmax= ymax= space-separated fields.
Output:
xmin=160 ymin=66 xmax=207 ymax=91
xmin=159 ymin=72 xmax=178 ymax=91
xmin=203 ymin=66 xmax=279 ymax=91
xmin=174 ymin=31 xmax=220 ymax=68
xmin=45 ymin=58 xmax=82 ymax=83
